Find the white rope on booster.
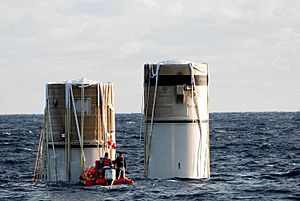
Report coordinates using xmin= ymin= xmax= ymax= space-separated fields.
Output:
xmin=65 ymin=83 xmax=71 ymax=181
xmin=40 ymin=127 xmax=45 ymax=180
xmin=65 ymin=83 xmax=71 ymax=120
xmin=80 ymin=82 xmax=85 ymax=171
xmin=146 ymin=63 xmax=161 ymax=174
xmin=46 ymin=84 xmax=58 ymax=181
xmin=100 ymin=83 xmax=108 ymax=154
xmin=33 ymin=125 xmax=43 ymax=182
xmin=143 ymin=65 xmax=151 ymax=176
xmin=139 ymin=70 xmax=149 ymax=145
xmin=107 ymin=83 xmax=115 ymax=154
xmin=108 ymin=83 xmax=115 ymax=113
xmin=189 ymin=65 xmax=197 ymax=177
xmin=189 ymin=63 xmax=203 ymax=178
xmin=64 ymin=84 xmax=68 ymax=178
xmin=97 ymin=83 xmax=101 ymax=156
xmin=70 ymin=86 xmax=87 ymax=168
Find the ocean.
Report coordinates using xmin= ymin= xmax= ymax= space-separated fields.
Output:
xmin=0 ymin=112 xmax=299 ymax=200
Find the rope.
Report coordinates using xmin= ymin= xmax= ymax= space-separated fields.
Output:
xmin=189 ymin=63 xmax=207 ymax=178
xmin=40 ymin=128 xmax=45 ymax=181
xmin=45 ymin=111 xmax=50 ymax=180
xmin=33 ymin=126 xmax=44 ymax=182
xmin=146 ymin=63 xmax=160 ymax=175
xmin=70 ymin=86 xmax=87 ymax=170
xmin=46 ymin=84 xmax=58 ymax=181
xmin=100 ymin=83 xmax=107 ymax=154
xmin=206 ymin=63 xmax=210 ymax=178
xmin=189 ymin=64 xmax=197 ymax=177
xmin=108 ymin=83 xmax=115 ymax=160
xmin=144 ymin=64 xmax=152 ymax=176
xmin=97 ymin=83 xmax=101 ymax=157
xmin=189 ymin=63 xmax=202 ymax=178
xmin=40 ymin=124 xmax=46 ymax=180
xmin=64 ymin=84 xmax=69 ymax=181
xmin=80 ymin=82 xmax=86 ymax=171
xmin=65 ymin=83 xmax=72 ymax=181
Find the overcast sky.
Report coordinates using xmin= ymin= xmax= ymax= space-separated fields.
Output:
xmin=0 ymin=0 xmax=299 ymax=114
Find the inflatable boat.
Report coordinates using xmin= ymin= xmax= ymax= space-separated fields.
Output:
xmin=80 ymin=161 xmax=134 ymax=187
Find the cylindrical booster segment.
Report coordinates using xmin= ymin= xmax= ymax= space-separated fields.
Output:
xmin=144 ymin=60 xmax=210 ymax=179
xmin=46 ymin=81 xmax=116 ymax=182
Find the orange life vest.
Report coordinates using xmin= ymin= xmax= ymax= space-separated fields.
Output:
xmin=103 ymin=158 xmax=111 ymax=166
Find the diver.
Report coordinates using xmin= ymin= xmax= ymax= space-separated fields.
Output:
xmin=113 ymin=152 xmax=127 ymax=179
xmin=100 ymin=152 xmax=112 ymax=178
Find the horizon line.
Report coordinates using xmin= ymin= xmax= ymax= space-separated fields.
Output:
xmin=0 ymin=110 xmax=299 ymax=115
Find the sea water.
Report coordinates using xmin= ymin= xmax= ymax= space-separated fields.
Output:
xmin=0 ymin=113 xmax=299 ymax=200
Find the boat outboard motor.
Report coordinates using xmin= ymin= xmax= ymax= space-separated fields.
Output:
xmin=105 ymin=168 xmax=116 ymax=183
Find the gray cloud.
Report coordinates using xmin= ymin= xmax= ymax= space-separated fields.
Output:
xmin=0 ymin=0 xmax=299 ymax=113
